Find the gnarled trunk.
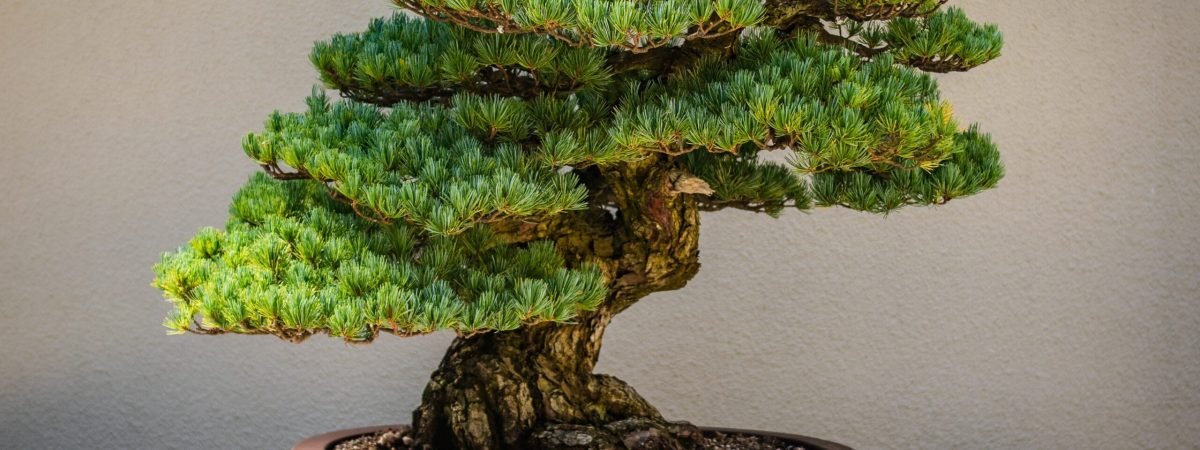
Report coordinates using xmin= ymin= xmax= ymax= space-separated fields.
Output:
xmin=411 ymin=158 xmax=704 ymax=449
xmin=411 ymin=308 xmax=700 ymax=450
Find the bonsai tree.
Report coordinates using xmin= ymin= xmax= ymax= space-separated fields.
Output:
xmin=154 ymin=0 xmax=1003 ymax=448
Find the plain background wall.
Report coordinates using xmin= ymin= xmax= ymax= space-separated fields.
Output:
xmin=2 ymin=1 xmax=1198 ymax=448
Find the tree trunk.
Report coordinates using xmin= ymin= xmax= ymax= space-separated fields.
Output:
xmin=411 ymin=307 xmax=699 ymax=450
xmin=412 ymin=157 xmax=703 ymax=449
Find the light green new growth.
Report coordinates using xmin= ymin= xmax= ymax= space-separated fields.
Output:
xmin=155 ymin=0 xmax=1005 ymax=342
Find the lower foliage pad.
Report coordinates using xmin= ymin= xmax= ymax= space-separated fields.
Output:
xmin=154 ymin=174 xmax=605 ymax=341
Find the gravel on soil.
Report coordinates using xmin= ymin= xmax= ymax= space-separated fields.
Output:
xmin=333 ymin=427 xmax=808 ymax=450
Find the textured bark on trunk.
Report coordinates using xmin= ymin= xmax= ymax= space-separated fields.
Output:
xmin=411 ymin=309 xmax=701 ymax=450
xmin=411 ymin=157 xmax=703 ymax=450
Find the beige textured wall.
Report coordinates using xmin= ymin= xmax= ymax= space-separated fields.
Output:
xmin=2 ymin=1 xmax=1198 ymax=448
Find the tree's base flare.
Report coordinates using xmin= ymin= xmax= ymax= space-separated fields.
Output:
xmin=331 ymin=424 xmax=818 ymax=450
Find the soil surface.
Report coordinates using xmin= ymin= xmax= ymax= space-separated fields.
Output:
xmin=332 ymin=427 xmax=807 ymax=450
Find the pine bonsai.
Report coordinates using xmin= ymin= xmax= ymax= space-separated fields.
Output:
xmin=154 ymin=1 xmax=1004 ymax=448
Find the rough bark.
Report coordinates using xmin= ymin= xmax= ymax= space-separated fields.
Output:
xmin=411 ymin=157 xmax=704 ymax=450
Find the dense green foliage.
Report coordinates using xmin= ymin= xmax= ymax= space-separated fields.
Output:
xmin=395 ymin=0 xmax=767 ymax=51
xmin=632 ymin=31 xmax=1002 ymax=213
xmin=154 ymin=174 xmax=605 ymax=341
xmin=853 ymin=7 xmax=1005 ymax=72
xmin=155 ymin=0 xmax=1005 ymax=341
xmin=311 ymin=15 xmax=612 ymax=103
xmin=242 ymin=89 xmax=597 ymax=237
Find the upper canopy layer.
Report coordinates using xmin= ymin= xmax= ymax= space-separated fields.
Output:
xmin=844 ymin=7 xmax=1003 ymax=72
xmin=643 ymin=31 xmax=1002 ymax=213
xmin=392 ymin=0 xmax=766 ymax=52
xmin=311 ymin=14 xmax=612 ymax=105
xmin=792 ymin=0 xmax=948 ymax=21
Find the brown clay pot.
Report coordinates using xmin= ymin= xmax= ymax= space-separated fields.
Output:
xmin=293 ymin=425 xmax=854 ymax=450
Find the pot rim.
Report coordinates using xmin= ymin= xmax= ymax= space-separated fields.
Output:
xmin=293 ymin=424 xmax=854 ymax=450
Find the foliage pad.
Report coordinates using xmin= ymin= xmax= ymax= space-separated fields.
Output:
xmin=154 ymin=1 xmax=1005 ymax=341
xmin=155 ymin=174 xmax=605 ymax=341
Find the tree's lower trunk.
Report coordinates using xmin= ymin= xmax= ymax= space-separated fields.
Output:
xmin=411 ymin=307 xmax=698 ymax=450
xmin=412 ymin=157 xmax=704 ymax=449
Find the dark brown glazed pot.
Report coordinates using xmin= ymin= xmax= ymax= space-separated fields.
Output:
xmin=293 ymin=425 xmax=854 ymax=450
